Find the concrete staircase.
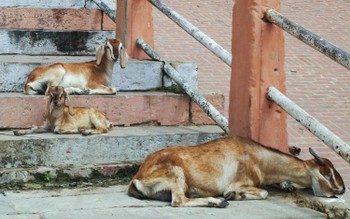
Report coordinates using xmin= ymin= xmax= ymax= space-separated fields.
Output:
xmin=0 ymin=0 xmax=225 ymax=184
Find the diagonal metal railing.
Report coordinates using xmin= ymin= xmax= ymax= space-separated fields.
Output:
xmin=264 ymin=9 xmax=350 ymax=163
xmin=267 ymin=87 xmax=350 ymax=163
xmin=92 ymin=1 xmax=350 ymax=162
xmin=147 ymin=0 xmax=232 ymax=66
xmin=137 ymin=38 xmax=229 ymax=134
xmin=265 ymin=9 xmax=350 ymax=71
xmin=90 ymin=0 xmax=232 ymax=67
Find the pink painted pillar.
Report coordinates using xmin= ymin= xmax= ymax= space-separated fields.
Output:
xmin=228 ymin=0 xmax=288 ymax=152
xmin=116 ymin=0 xmax=154 ymax=59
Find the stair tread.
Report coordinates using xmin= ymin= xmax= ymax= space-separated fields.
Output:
xmin=0 ymin=125 xmax=224 ymax=168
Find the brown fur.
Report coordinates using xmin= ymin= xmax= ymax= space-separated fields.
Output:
xmin=24 ymin=39 xmax=128 ymax=95
xmin=14 ymin=86 xmax=113 ymax=136
xmin=128 ymin=137 xmax=345 ymax=208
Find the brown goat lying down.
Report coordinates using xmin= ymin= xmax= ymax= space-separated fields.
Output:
xmin=14 ymin=86 xmax=112 ymax=136
xmin=128 ymin=137 xmax=345 ymax=208
xmin=24 ymin=39 xmax=128 ymax=95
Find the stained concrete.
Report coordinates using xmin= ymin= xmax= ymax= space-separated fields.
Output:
xmin=0 ymin=30 xmax=115 ymax=55
xmin=0 ymin=185 xmax=330 ymax=219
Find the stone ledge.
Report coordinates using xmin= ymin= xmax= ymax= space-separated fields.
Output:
xmin=0 ymin=125 xmax=225 ymax=168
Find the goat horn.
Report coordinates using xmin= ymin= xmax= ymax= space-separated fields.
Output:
xmin=309 ymin=148 xmax=324 ymax=165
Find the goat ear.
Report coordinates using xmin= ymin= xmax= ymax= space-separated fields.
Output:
xmin=96 ymin=44 xmax=106 ymax=65
xmin=119 ymin=45 xmax=128 ymax=69
xmin=64 ymin=91 xmax=75 ymax=116
xmin=44 ymin=94 xmax=52 ymax=118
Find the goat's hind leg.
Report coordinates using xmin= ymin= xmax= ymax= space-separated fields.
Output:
xmin=81 ymin=111 xmax=109 ymax=136
xmin=135 ymin=166 xmax=228 ymax=208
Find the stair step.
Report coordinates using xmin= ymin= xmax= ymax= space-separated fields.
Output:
xmin=0 ymin=91 xmax=224 ymax=129
xmin=0 ymin=30 xmax=114 ymax=55
xmin=0 ymin=125 xmax=225 ymax=169
xmin=0 ymin=55 xmax=198 ymax=92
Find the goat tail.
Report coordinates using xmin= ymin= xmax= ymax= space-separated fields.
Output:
xmin=127 ymin=180 xmax=146 ymax=200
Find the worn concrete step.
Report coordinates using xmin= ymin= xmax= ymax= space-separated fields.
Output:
xmin=0 ymin=125 xmax=225 ymax=169
xmin=0 ymin=30 xmax=115 ymax=56
xmin=0 ymin=91 xmax=224 ymax=129
xmin=0 ymin=55 xmax=198 ymax=92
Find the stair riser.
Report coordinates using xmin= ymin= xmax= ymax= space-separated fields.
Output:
xmin=0 ymin=30 xmax=115 ymax=56
xmin=0 ymin=92 xmax=223 ymax=129
xmin=0 ymin=126 xmax=224 ymax=168
xmin=0 ymin=58 xmax=198 ymax=92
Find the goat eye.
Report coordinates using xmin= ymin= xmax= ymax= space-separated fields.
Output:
xmin=326 ymin=173 xmax=333 ymax=180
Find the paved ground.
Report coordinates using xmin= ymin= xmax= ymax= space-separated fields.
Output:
xmin=3 ymin=185 xmax=350 ymax=219
xmin=153 ymin=0 xmax=350 ymax=186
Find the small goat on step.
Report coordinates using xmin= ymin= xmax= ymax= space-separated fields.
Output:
xmin=128 ymin=136 xmax=345 ymax=208
xmin=14 ymin=86 xmax=113 ymax=136
xmin=24 ymin=39 xmax=128 ymax=95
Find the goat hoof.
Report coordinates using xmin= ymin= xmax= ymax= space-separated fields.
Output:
xmin=82 ymin=131 xmax=92 ymax=136
xmin=218 ymin=200 xmax=229 ymax=208
xmin=84 ymin=89 xmax=91 ymax=95
xmin=13 ymin=130 xmax=24 ymax=136
xmin=209 ymin=199 xmax=229 ymax=208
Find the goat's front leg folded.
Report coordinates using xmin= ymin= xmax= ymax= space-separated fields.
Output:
xmin=13 ymin=123 xmax=50 ymax=136
xmin=87 ymin=85 xmax=117 ymax=95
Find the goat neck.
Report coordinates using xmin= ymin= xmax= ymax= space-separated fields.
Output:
xmin=253 ymin=147 xmax=312 ymax=187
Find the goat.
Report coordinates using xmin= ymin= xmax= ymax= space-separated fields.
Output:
xmin=128 ymin=136 xmax=345 ymax=208
xmin=13 ymin=86 xmax=112 ymax=136
xmin=24 ymin=39 xmax=128 ymax=95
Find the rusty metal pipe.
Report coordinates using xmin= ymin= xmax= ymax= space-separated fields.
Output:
xmin=265 ymin=9 xmax=350 ymax=71
xmin=147 ymin=0 xmax=232 ymax=66
xmin=137 ymin=38 xmax=229 ymax=134
xmin=90 ymin=0 xmax=116 ymax=22
xmin=267 ymin=86 xmax=350 ymax=164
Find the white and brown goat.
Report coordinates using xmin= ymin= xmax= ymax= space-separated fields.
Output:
xmin=24 ymin=39 xmax=128 ymax=95
xmin=14 ymin=86 xmax=112 ymax=136
xmin=128 ymin=136 xmax=345 ymax=208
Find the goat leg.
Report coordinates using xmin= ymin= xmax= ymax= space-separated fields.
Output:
xmin=13 ymin=124 xmax=50 ymax=136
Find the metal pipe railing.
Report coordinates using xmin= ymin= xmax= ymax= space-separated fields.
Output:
xmin=265 ymin=9 xmax=350 ymax=71
xmin=90 ymin=0 xmax=116 ymax=22
xmin=147 ymin=0 xmax=232 ymax=66
xmin=267 ymin=86 xmax=350 ymax=164
xmin=137 ymin=38 xmax=229 ymax=134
